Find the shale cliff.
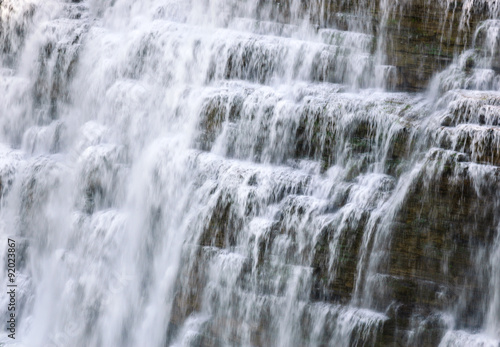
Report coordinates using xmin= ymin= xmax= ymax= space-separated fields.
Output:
xmin=0 ymin=0 xmax=499 ymax=346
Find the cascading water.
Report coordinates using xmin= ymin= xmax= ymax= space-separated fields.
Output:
xmin=1 ymin=0 xmax=500 ymax=346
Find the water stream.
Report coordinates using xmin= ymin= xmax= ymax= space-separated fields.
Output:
xmin=1 ymin=0 xmax=500 ymax=346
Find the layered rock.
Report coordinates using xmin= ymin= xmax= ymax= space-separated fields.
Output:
xmin=1 ymin=0 xmax=500 ymax=346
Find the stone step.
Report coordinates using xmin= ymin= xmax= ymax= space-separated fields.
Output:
xmin=318 ymin=28 xmax=374 ymax=53
xmin=433 ymin=61 xmax=500 ymax=93
xmin=172 ymin=254 xmax=388 ymax=347
xmin=439 ymin=90 xmax=500 ymax=127
xmin=194 ymin=81 xmax=416 ymax=173
xmin=187 ymin=151 xmax=398 ymax=307
xmin=437 ymin=124 xmax=500 ymax=166
xmin=440 ymin=330 xmax=500 ymax=347
xmin=226 ymin=18 xmax=375 ymax=53
xmin=227 ymin=17 xmax=299 ymax=39
xmin=112 ymin=19 xmax=382 ymax=88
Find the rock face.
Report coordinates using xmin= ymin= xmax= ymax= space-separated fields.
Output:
xmin=0 ymin=0 xmax=500 ymax=346
xmin=183 ymin=86 xmax=500 ymax=346
xmin=258 ymin=0 xmax=500 ymax=91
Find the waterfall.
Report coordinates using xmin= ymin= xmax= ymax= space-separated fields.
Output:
xmin=1 ymin=0 xmax=500 ymax=346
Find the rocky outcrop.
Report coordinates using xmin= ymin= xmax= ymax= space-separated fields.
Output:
xmin=256 ymin=0 xmax=499 ymax=91
xmin=2 ymin=0 xmax=499 ymax=345
xmin=180 ymin=83 xmax=500 ymax=345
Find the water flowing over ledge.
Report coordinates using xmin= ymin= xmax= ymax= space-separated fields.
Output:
xmin=1 ymin=0 xmax=500 ymax=346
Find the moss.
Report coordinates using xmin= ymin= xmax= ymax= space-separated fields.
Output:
xmin=349 ymin=136 xmax=371 ymax=153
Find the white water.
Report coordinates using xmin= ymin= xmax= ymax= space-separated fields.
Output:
xmin=0 ymin=0 xmax=500 ymax=346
